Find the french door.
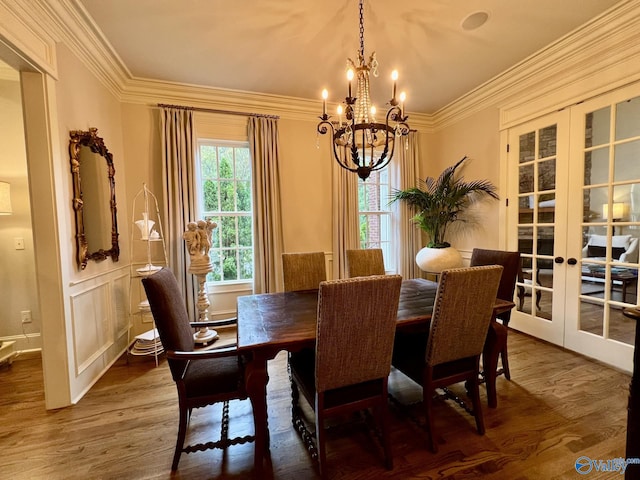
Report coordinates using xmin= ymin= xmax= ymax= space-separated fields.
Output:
xmin=564 ymin=88 xmax=640 ymax=371
xmin=507 ymin=85 xmax=640 ymax=372
xmin=507 ymin=111 xmax=570 ymax=346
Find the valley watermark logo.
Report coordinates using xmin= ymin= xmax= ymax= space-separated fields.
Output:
xmin=575 ymin=456 xmax=640 ymax=475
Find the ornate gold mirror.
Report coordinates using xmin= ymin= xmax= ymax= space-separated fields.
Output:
xmin=69 ymin=127 xmax=119 ymax=270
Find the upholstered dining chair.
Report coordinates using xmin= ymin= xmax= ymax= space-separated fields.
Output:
xmin=391 ymin=265 xmax=502 ymax=452
xmin=469 ymin=248 xmax=520 ymax=391
xmin=142 ymin=268 xmax=254 ymax=471
xmin=289 ymin=275 xmax=403 ymax=478
xmin=346 ymin=248 xmax=386 ymax=277
xmin=282 ymin=251 xmax=327 ymax=291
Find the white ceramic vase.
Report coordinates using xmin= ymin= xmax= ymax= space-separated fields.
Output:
xmin=135 ymin=212 xmax=155 ymax=240
xmin=415 ymin=246 xmax=463 ymax=274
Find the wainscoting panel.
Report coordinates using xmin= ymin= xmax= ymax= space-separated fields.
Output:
xmin=112 ymin=273 xmax=129 ymax=338
xmin=70 ymin=281 xmax=113 ymax=375
xmin=67 ymin=266 xmax=131 ymax=402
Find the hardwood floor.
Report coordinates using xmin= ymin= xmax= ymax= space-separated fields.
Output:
xmin=0 ymin=330 xmax=631 ymax=480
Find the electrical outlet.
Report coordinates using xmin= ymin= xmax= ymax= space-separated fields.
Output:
xmin=21 ymin=310 xmax=32 ymax=323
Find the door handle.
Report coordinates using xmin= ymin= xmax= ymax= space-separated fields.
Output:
xmin=554 ymin=256 xmax=565 ymax=264
xmin=567 ymin=257 xmax=578 ymax=265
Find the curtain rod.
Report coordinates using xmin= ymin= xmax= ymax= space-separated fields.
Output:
xmin=157 ymin=103 xmax=279 ymax=120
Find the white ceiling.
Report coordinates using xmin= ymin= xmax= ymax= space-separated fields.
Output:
xmin=78 ymin=0 xmax=622 ymax=114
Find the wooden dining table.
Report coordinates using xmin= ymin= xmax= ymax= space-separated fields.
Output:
xmin=236 ymin=277 xmax=514 ymax=473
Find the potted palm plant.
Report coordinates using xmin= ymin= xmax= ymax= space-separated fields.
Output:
xmin=390 ymin=156 xmax=499 ymax=272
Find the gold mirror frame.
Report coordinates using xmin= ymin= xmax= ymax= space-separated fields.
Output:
xmin=69 ymin=127 xmax=120 ymax=270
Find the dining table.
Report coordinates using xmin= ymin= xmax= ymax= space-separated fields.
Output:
xmin=236 ymin=277 xmax=514 ymax=474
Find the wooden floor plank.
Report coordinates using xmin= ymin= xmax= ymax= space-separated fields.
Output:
xmin=0 ymin=330 xmax=630 ymax=479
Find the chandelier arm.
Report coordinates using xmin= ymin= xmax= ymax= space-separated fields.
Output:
xmin=337 ymin=145 xmax=359 ymax=172
xmin=318 ymin=118 xmax=358 ymax=172
xmin=326 ymin=126 xmax=359 ymax=173
xmin=376 ymin=137 xmax=393 ymax=171
xmin=317 ymin=117 xmax=334 ymax=135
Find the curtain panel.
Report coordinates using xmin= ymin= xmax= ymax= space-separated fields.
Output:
xmin=248 ymin=116 xmax=284 ymax=293
xmin=395 ymin=131 xmax=422 ymax=279
xmin=160 ymin=107 xmax=198 ymax=319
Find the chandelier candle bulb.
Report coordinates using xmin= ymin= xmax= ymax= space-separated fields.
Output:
xmin=347 ymin=69 xmax=354 ymax=98
xmin=391 ymin=70 xmax=398 ymax=101
xmin=321 ymin=89 xmax=328 ymax=117
xmin=337 ymin=105 xmax=343 ymax=126
xmin=400 ymin=91 xmax=406 ymax=116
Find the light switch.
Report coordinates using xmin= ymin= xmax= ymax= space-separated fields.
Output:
xmin=14 ymin=238 xmax=25 ymax=250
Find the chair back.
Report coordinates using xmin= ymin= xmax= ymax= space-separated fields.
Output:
xmin=142 ymin=268 xmax=195 ymax=380
xmin=282 ymin=252 xmax=327 ymax=291
xmin=315 ymin=275 xmax=402 ymax=392
xmin=469 ymin=248 xmax=520 ymax=322
xmin=426 ymin=266 xmax=502 ymax=367
xmin=346 ymin=248 xmax=386 ymax=277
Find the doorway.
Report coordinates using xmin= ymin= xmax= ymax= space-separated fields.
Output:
xmin=0 ymin=42 xmax=70 ymax=408
xmin=0 ymin=59 xmax=41 ymax=358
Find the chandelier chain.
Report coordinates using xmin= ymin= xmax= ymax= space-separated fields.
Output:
xmin=359 ymin=0 xmax=365 ymax=58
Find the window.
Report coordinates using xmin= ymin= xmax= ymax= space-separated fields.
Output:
xmin=197 ymin=140 xmax=253 ymax=283
xmin=358 ymin=168 xmax=395 ymax=271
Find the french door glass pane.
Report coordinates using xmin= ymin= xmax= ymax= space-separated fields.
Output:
xmin=615 ymin=96 xmax=640 ymax=140
xmin=584 ymin=147 xmax=609 ymax=186
xmin=585 ymin=106 xmax=610 ymax=147
xmin=519 ymin=132 xmax=535 ymax=163
xmin=519 ymin=164 xmax=534 ymax=193
xmin=583 ymin=186 xmax=608 ymax=224
xmin=538 ymin=159 xmax=556 ymax=191
xmin=614 ymin=140 xmax=640 ymax=182
xmin=539 ymin=125 xmax=557 ymax=158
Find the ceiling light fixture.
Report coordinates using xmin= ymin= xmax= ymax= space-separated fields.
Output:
xmin=461 ymin=11 xmax=489 ymax=31
xmin=317 ymin=0 xmax=410 ymax=181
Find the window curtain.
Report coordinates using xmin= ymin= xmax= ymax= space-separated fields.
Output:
xmin=160 ymin=106 xmax=198 ymax=319
xmin=248 ymin=116 xmax=284 ymax=294
xmin=395 ymin=131 xmax=422 ymax=278
xmin=332 ymin=150 xmax=359 ymax=279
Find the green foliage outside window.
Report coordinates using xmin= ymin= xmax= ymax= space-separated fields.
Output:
xmin=199 ymin=142 xmax=253 ymax=283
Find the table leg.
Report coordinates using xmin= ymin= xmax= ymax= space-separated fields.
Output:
xmin=245 ymin=354 xmax=270 ymax=475
xmin=482 ymin=321 xmax=505 ymax=409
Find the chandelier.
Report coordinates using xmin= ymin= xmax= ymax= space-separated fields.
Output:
xmin=317 ymin=0 xmax=410 ymax=181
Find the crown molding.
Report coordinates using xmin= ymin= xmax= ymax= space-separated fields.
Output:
xmin=432 ymin=0 xmax=640 ymax=130
xmin=120 ymin=76 xmax=437 ymax=130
